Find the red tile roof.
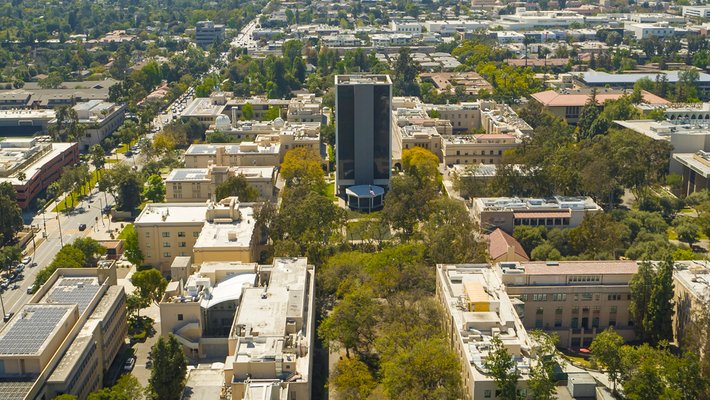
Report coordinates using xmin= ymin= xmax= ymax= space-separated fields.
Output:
xmin=513 ymin=211 xmax=571 ymax=219
xmin=487 ymin=228 xmax=529 ymax=261
xmin=531 ymin=90 xmax=670 ymax=107
xmin=519 ymin=260 xmax=638 ymax=275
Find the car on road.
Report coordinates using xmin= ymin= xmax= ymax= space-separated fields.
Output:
xmin=124 ymin=150 xmax=133 ymax=157
xmin=78 ymin=223 xmax=87 ymax=231
xmin=27 ymin=284 xmax=37 ymax=294
xmin=15 ymin=264 xmax=24 ymax=273
xmin=3 ymin=312 xmax=14 ymax=322
xmin=123 ymin=357 xmax=136 ymax=371
xmin=21 ymin=256 xmax=31 ymax=264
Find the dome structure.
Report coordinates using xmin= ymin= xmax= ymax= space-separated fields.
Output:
xmin=273 ymin=117 xmax=285 ymax=128
xmin=215 ymin=114 xmax=231 ymax=130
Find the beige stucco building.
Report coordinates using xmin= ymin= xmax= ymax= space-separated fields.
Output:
xmin=165 ymin=166 xmax=277 ymax=202
xmin=184 ymin=143 xmax=281 ymax=168
xmin=287 ymin=93 xmax=323 ymax=123
xmin=134 ymin=197 xmax=261 ymax=272
xmin=436 ymin=264 xmax=533 ymax=399
xmin=442 ymin=134 xmax=519 ymax=167
xmin=496 ymin=261 xmax=638 ymax=348
xmin=159 ymin=258 xmax=315 ymax=400
xmin=472 ymin=196 xmax=603 ymax=233
xmin=0 ymin=263 xmax=126 ymax=400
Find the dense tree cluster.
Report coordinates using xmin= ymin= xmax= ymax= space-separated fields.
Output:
xmin=34 ymin=238 xmax=106 ymax=286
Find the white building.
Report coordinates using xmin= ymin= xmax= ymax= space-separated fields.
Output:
xmin=391 ymin=20 xmax=423 ymax=34
xmin=69 ymin=100 xmax=126 ymax=151
xmin=683 ymin=6 xmax=710 ymax=19
xmin=436 ymin=264 xmax=534 ymax=400
xmin=196 ymin=21 xmax=225 ymax=46
xmin=625 ymin=22 xmax=675 ymax=39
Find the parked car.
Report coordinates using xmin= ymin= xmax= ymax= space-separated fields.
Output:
xmin=78 ymin=223 xmax=87 ymax=231
xmin=3 ymin=312 xmax=14 ymax=322
xmin=30 ymin=262 xmax=37 ymax=268
xmin=21 ymin=256 xmax=31 ymax=264
xmin=123 ymin=357 xmax=136 ymax=371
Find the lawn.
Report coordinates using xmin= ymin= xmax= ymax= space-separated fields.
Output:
xmin=325 ymin=182 xmax=337 ymax=201
xmin=117 ymin=224 xmax=133 ymax=240
xmin=53 ymin=169 xmax=101 ymax=213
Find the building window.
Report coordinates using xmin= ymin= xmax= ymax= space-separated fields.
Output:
xmin=178 ymin=242 xmax=186 ymax=248
xmin=163 ymin=252 xmax=171 ymax=258
xmin=555 ymin=307 xmax=563 ymax=315
xmin=610 ymin=306 xmax=618 ymax=313
xmin=162 ymin=232 xmax=170 ymax=238
xmin=553 ymin=293 xmax=566 ymax=301
xmin=178 ymin=232 xmax=186 ymax=237
xmin=178 ymin=314 xmax=183 ymax=321
xmin=533 ymin=294 xmax=547 ymax=301
xmin=571 ymin=318 xmax=579 ymax=329
xmin=554 ymin=319 xmax=562 ymax=328
xmin=145 ymin=232 xmax=150 ymax=238
xmin=193 ymin=231 xmax=200 ymax=238
xmin=581 ymin=293 xmax=593 ymax=301
xmin=163 ymin=242 xmax=171 ymax=248
xmin=484 ymin=390 xmax=492 ymax=398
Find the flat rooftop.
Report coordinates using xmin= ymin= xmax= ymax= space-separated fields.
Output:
xmin=674 ymin=152 xmax=710 ymax=178
xmin=503 ymin=260 xmax=639 ymax=275
xmin=674 ymin=261 xmax=710 ymax=300
xmin=335 ymin=74 xmax=392 ymax=85
xmin=0 ymin=380 xmax=34 ymax=400
xmin=166 ymin=168 xmax=210 ymax=182
xmin=476 ymin=196 xmax=601 ymax=211
xmin=0 ymin=304 xmax=77 ymax=356
xmin=577 ymin=69 xmax=710 ymax=85
xmin=185 ymin=143 xmax=280 ymax=155
xmin=135 ymin=203 xmax=208 ymax=225
xmin=193 ymin=206 xmax=256 ymax=249
xmin=0 ymin=140 xmax=75 ymax=183
xmin=40 ymin=276 xmax=101 ymax=314
xmin=182 ymin=98 xmax=225 ymax=117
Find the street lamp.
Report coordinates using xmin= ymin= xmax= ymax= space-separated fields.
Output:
xmin=56 ymin=215 xmax=64 ymax=247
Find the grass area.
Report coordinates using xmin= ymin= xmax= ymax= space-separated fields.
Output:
xmin=53 ymin=169 xmax=101 ymax=213
xmin=105 ymin=158 xmax=120 ymax=164
xmin=668 ymin=227 xmax=678 ymax=241
xmin=564 ymin=354 xmax=593 ymax=368
xmin=325 ymin=182 xmax=337 ymax=201
xmin=116 ymin=139 xmax=138 ymax=154
xmin=116 ymin=224 xmax=133 ymax=240
xmin=680 ymin=208 xmax=695 ymax=214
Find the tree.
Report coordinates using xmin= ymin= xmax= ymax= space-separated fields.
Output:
xmin=576 ymin=90 xmax=604 ymax=140
xmin=531 ymin=241 xmax=562 ymax=261
xmin=88 ymin=374 xmax=144 ymax=400
xmin=513 ymin=226 xmax=547 ymax=254
xmin=329 ymin=356 xmax=377 ymax=400
xmin=483 ymin=336 xmax=521 ymax=400
xmin=149 ymin=335 xmax=187 ymax=400
xmin=131 ymin=268 xmax=168 ymax=305
xmin=676 ymin=220 xmax=699 ymax=247
xmin=126 ymin=292 xmax=150 ymax=319
xmin=262 ymin=106 xmax=281 ymax=121
xmin=122 ymin=224 xmax=144 ymax=266
xmin=528 ymin=331 xmax=559 ymax=400
xmin=590 ymin=327 xmax=624 ymax=394
xmin=215 ymin=175 xmax=260 ymax=202
xmin=645 ymin=257 xmax=675 ymax=345
xmin=101 ymin=165 xmax=143 ymax=212
xmin=569 ymin=213 xmax=629 ymax=259
xmin=241 ymin=103 xmax=254 ymax=120
xmin=90 ymin=144 xmax=105 ymax=174
xmin=72 ymin=237 xmax=106 ymax=266
xmin=422 ymin=198 xmax=486 ymax=263
xmin=393 ymin=47 xmax=420 ymax=96
xmin=279 ymin=147 xmax=325 ymax=194
xmin=0 ymin=245 xmax=22 ymax=271
xmin=53 ymin=395 xmax=77 ymax=400
xmin=0 ymin=182 xmax=23 ymax=245
xmin=630 ymin=261 xmax=655 ymax=342
xmin=318 ymin=285 xmax=379 ymax=357
xmin=142 ymin=175 xmax=165 ymax=203
xmin=381 ymin=338 xmax=462 ymax=400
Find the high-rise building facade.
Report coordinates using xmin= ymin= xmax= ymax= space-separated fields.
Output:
xmin=335 ymin=75 xmax=392 ymax=209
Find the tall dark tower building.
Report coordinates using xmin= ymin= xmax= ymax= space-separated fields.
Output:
xmin=335 ymin=75 xmax=392 ymax=210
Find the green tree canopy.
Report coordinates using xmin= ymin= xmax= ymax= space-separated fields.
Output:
xmin=215 ymin=175 xmax=260 ymax=202
xmin=149 ymin=335 xmax=187 ymax=400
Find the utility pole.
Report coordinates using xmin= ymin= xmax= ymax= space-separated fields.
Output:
xmin=0 ymin=290 xmax=5 ymax=318
xmin=56 ymin=215 xmax=64 ymax=247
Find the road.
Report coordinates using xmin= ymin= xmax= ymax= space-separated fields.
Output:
xmin=230 ymin=17 xmax=259 ymax=50
xmin=0 ymin=189 xmax=116 ymax=321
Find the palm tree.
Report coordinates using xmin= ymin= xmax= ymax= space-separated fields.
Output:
xmin=17 ymin=172 xmax=26 ymax=182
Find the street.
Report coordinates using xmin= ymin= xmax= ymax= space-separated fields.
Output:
xmin=0 ymin=189 xmax=116 ymax=321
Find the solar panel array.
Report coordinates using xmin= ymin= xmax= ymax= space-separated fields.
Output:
xmin=0 ymin=380 xmax=35 ymax=399
xmin=44 ymin=278 xmax=100 ymax=313
xmin=0 ymin=306 xmax=73 ymax=355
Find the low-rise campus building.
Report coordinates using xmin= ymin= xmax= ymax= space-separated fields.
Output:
xmin=0 ymin=262 xmax=126 ymax=400
xmin=496 ymin=261 xmax=638 ymax=348
xmin=165 ymin=166 xmax=277 ymax=202
xmin=472 ymin=196 xmax=603 ymax=233
xmin=68 ymin=100 xmax=126 ymax=151
xmin=160 ymin=257 xmax=315 ymax=400
xmin=442 ymin=134 xmax=519 ymax=167
xmin=436 ymin=264 xmax=533 ymax=399
xmin=0 ymin=137 xmax=79 ymax=208
xmin=134 ymin=197 xmax=262 ymax=272
xmin=184 ymin=143 xmax=281 ymax=168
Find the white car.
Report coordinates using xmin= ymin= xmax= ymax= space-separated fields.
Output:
xmin=21 ymin=256 xmax=31 ymax=264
